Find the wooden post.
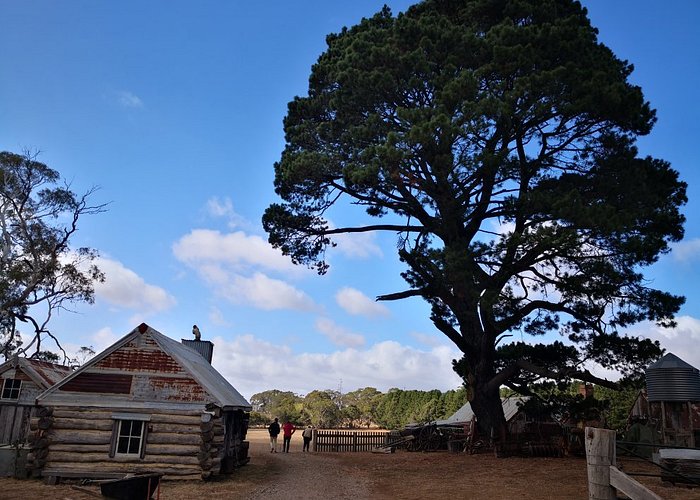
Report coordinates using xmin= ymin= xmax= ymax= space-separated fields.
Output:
xmin=312 ymin=429 xmax=317 ymax=452
xmin=660 ymin=401 xmax=667 ymax=445
xmin=585 ymin=427 xmax=616 ymax=500
xmin=689 ymin=402 xmax=695 ymax=448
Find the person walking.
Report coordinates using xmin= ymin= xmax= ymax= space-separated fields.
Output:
xmin=268 ymin=418 xmax=280 ymax=453
xmin=302 ymin=425 xmax=313 ymax=452
xmin=282 ymin=420 xmax=296 ymax=453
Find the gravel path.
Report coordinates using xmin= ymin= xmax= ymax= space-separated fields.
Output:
xmin=245 ymin=450 xmax=372 ymax=499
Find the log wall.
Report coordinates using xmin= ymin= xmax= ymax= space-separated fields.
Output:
xmin=26 ymin=406 xmax=227 ymax=480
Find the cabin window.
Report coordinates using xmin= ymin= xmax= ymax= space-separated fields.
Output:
xmin=1 ymin=379 xmax=22 ymax=400
xmin=117 ymin=420 xmax=144 ymax=455
xmin=109 ymin=413 xmax=151 ymax=459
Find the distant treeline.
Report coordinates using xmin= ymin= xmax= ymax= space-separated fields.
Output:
xmin=249 ymin=382 xmax=640 ymax=431
xmin=249 ymin=387 xmax=468 ymax=429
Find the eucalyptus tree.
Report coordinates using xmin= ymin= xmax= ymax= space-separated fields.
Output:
xmin=0 ymin=151 xmax=105 ymax=361
xmin=263 ymin=0 xmax=686 ymax=437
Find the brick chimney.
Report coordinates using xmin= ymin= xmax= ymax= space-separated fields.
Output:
xmin=578 ymin=383 xmax=594 ymax=398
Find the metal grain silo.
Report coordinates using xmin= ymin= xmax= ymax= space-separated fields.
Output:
xmin=645 ymin=353 xmax=700 ymax=402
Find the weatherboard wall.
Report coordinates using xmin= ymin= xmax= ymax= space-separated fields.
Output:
xmin=0 ymin=367 xmax=42 ymax=446
xmin=0 ymin=358 xmax=71 ymax=446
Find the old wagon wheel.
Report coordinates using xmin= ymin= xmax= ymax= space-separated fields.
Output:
xmin=468 ymin=439 xmax=484 ymax=455
xmin=425 ymin=428 xmax=442 ymax=451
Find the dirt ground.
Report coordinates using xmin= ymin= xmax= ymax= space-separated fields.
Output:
xmin=1 ymin=429 xmax=698 ymax=499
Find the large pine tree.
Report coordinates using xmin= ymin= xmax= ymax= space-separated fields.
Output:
xmin=263 ymin=0 xmax=686 ymax=437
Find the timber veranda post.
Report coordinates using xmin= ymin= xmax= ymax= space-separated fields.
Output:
xmin=585 ymin=427 xmax=616 ymax=500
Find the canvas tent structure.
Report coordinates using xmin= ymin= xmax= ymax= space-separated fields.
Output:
xmin=30 ymin=323 xmax=252 ymax=482
xmin=0 ymin=357 xmax=71 ymax=445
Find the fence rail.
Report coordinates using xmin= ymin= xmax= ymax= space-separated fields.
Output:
xmin=313 ymin=430 xmax=394 ymax=452
xmin=585 ymin=427 xmax=662 ymax=500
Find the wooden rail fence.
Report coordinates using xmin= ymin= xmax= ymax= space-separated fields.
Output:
xmin=312 ymin=430 xmax=395 ymax=452
xmin=585 ymin=427 xmax=662 ymax=500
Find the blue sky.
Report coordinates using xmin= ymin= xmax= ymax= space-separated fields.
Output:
xmin=2 ymin=1 xmax=699 ymax=400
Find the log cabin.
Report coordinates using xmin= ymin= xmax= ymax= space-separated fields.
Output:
xmin=30 ymin=323 xmax=252 ymax=482
xmin=0 ymin=357 xmax=71 ymax=446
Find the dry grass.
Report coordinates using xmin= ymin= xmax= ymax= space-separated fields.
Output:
xmin=1 ymin=429 xmax=698 ymax=499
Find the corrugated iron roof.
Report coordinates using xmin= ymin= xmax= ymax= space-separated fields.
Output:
xmin=437 ymin=396 xmax=529 ymax=426
xmin=647 ymin=352 xmax=698 ymax=371
xmin=646 ymin=352 xmax=700 ymax=402
xmin=150 ymin=327 xmax=251 ymax=410
xmin=37 ymin=323 xmax=251 ymax=411
xmin=0 ymin=356 xmax=72 ymax=389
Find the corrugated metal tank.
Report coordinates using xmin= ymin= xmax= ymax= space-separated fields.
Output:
xmin=645 ymin=353 xmax=700 ymax=402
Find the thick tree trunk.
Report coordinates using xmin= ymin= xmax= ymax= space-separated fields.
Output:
xmin=470 ymin=380 xmax=507 ymax=442
xmin=457 ymin=316 xmax=509 ymax=442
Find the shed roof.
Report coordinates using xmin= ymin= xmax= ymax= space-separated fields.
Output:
xmin=37 ymin=323 xmax=251 ymax=411
xmin=0 ymin=356 xmax=72 ymax=388
xmin=437 ymin=396 xmax=528 ymax=426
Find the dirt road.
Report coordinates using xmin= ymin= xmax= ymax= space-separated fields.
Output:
xmin=244 ymin=448 xmax=372 ymax=499
xmin=0 ymin=429 xmax=697 ymax=499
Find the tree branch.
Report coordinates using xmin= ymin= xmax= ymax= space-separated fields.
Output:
xmin=486 ymin=358 xmax=619 ymax=393
xmin=318 ymin=224 xmax=425 ymax=236
xmin=376 ymin=289 xmax=426 ymax=301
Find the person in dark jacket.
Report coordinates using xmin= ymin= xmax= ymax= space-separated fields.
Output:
xmin=268 ymin=418 xmax=280 ymax=453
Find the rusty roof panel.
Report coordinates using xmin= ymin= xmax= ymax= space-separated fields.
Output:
xmin=16 ymin=369 xmax=34 ymax=382
xmin=0 ymin=357 xmax=72 ymax=389
xmin=24 ymin=360 xmax=72 ymax=386
xmin=37 ymin=323 xmax=251 ymax=411
xmin=95 ymin=349 xmax=183 ymax=373
xmin=146 ymin=376 xmax=210 ymax=402
xmin=61 ymin=373 xmax=133 ymax=394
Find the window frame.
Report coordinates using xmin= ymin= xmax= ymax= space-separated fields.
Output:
xmin=109 ymin=413 xmax=151 ymax=459
xmin=1 ymin=379 xmax=22 ymax=400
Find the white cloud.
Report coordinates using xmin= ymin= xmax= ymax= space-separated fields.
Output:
xmin=490 ymin=219 xmax=516 ymax=236
xmin=335 ymin=287 xmax=390 ymax=318
xmin=332 ymin=232 xmax=383 ymax=259
xmin=95 ymin=257 xmax=176 ymax=313
xmin=206 ymin=197 xmax=234 ymax=218
xmin=209 ymin=306 xmax=231 ymax=327
xmin=586 ymin=316 xmax=700 ymax=381
xmin=641 ymin=316 xmax=700 ymax=369
xmin=173 ymin=229 xmax=297 ymax=274
xmin=90 ymin=326 xmax=120 ymax=352
xmin=116 ymin=90 xmax=143 ymax=108
xmin=219 ymin=272 xmax=316 ymax=311
xmin=670 ymin=239 xmax=700 ymax=263
xmin=410 ymin=331 xmax=446 ymax=348
xmin=61 ymin=326 xmax=120 ymax=365
xmin=315 ymin=317 xmax=365 ymax=348
xmin=205 ymin=197 xmax=247 ymax=229
xmin=211 ymin=335 xmax=463 ymax=399
xmin=173 ymin=229 xmax=315 ymax=312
